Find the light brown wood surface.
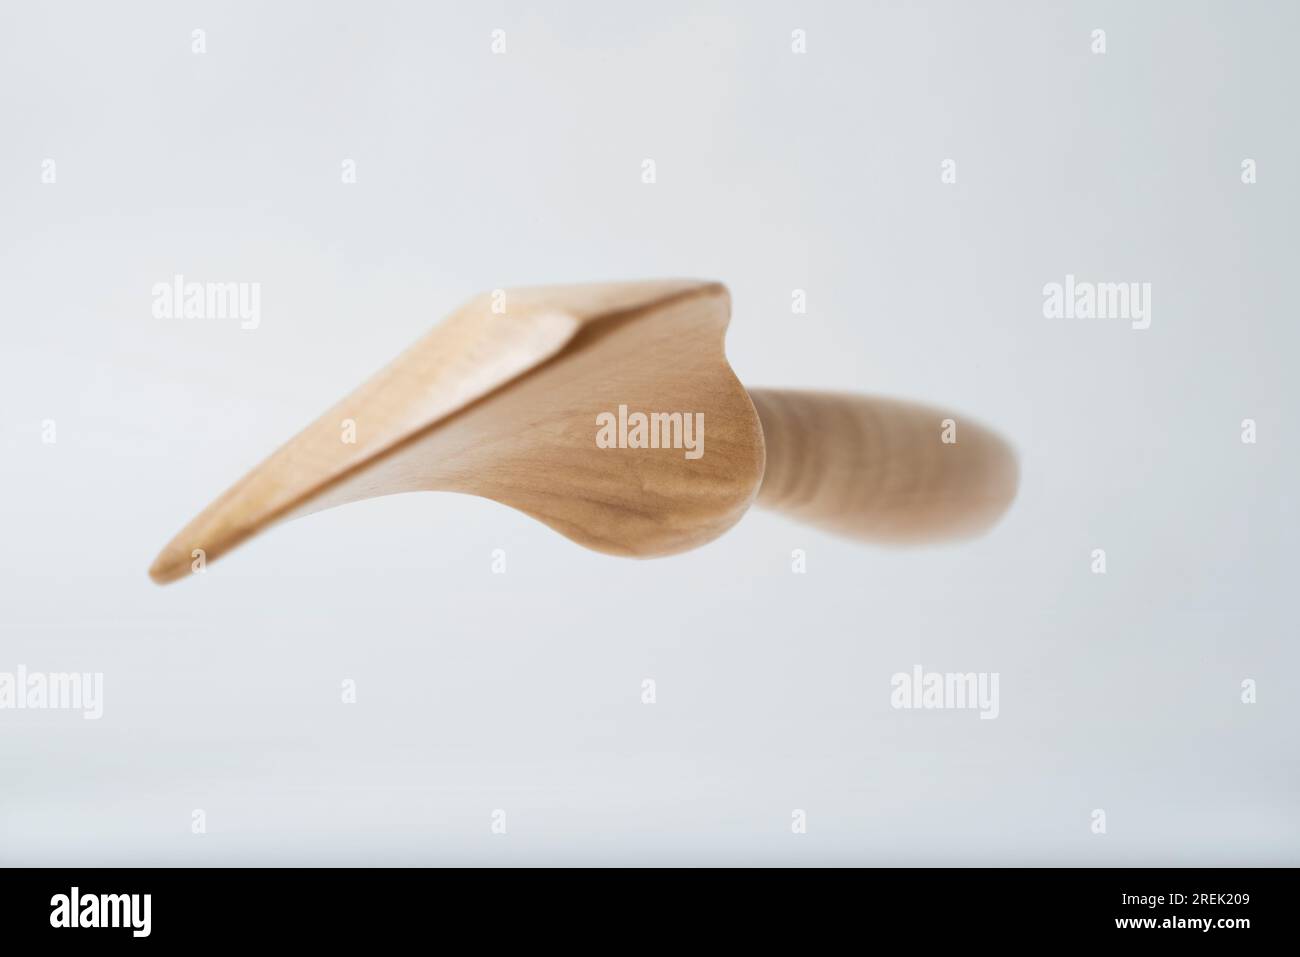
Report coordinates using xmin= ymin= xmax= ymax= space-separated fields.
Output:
xmin=149 ymin=280 xmax=765 ymax=582
xmin=748 ymin=389 xmax=1018 ymax=544
xmin=149 ymin=280 xmax=1018 ymax=583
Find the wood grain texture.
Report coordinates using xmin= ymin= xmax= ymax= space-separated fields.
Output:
xmin=150 ymin=280 xmax=1020 ymax=584
xmin=149 ymin=280 xmax=766 ymax=582
xmin=748 ymin=389 xmax=1018 ymax=544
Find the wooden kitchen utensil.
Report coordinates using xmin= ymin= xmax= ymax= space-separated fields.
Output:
xmin=149 ymin=280 xmax=1017 ymax=583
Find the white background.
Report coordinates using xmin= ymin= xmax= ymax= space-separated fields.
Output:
xmin=1 ymin=1 xmax=1296 ymax=864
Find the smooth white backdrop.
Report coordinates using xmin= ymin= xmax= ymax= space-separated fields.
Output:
xmin=1 ymin=1 xmax=1295 ymax=864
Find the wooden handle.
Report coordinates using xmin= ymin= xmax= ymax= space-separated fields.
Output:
xmin=748 ymin=389 xmax=1018 ymax=544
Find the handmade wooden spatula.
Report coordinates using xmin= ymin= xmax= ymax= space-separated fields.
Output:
xmin=149 ymin=280 xmax=1017 ymax=583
